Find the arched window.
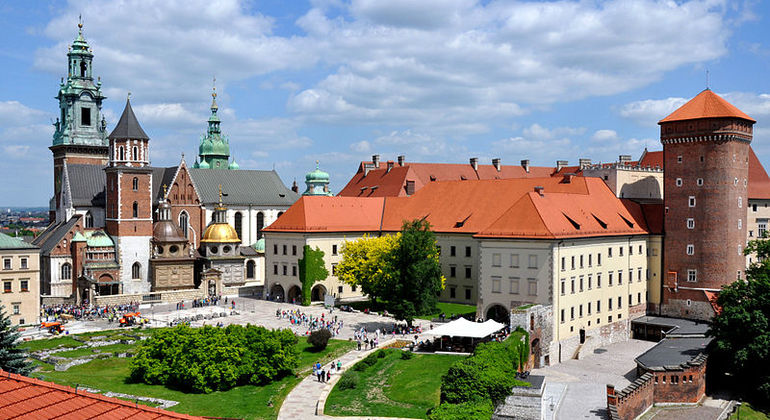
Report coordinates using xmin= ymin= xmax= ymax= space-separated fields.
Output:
xmin=118 ymin=146 xmax=125 ymax=161
xmin=132 ymin=146 xmax=138 ymax=161
xmin=132 ymin=262 xmax=141 ymax=279
xmin=179 ymin=211 xmax=189 ymax=238
xmin=132 ymin=177 xmax=138 ymax=191
xmin=61 ymin=263 xmax=72 ymax=280
xmin=80 ymin=60 xmax=87 ymax=77
xmin=257 ymin=212 xmax=264 ymax=240
xmin=234 ymin=212 xmax=242 ymax=240
xmin=132 ymin=201 xmax=138 ymax=218
xmin=246 ymin=260 xmax=255 ymax=279
xmin=84 ymin=211 xmax=93 ymax=228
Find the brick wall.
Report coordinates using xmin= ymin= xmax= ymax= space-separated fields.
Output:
xmin=607 ymin=373 xmax=654 ymax=420
xmin=650 ymin=357 xmax=707 ymax=404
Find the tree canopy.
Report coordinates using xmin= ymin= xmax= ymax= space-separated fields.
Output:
xmin=707 ymin=237 xmax=770 ymax=405
xmin=0 ymin=305 xmax=31 ymax=375
xmin=299 ymin=245 xmax=329 ymax=306
xmin=336 ymin=233 xmax=400 ymax=304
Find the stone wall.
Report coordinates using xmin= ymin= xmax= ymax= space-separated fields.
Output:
xmin=510 ymin=304 xmax=553 ymax=367
xmin=94 ymin=287 xmax=205 ymax=306
xmin=607 ymin=373 xmax=654 ymax=420
xmin=41 ymin=296 xmax=75 ymax=306
xmin=650 ymin=355 xmax=707 ymax=404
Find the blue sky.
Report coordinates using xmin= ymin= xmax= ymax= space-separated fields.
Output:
xmin=1 ymin=0 xmax=770 ymax=206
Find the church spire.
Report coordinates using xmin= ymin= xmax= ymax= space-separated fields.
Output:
xmin=197 ymin=78 xmax=231 ymax=169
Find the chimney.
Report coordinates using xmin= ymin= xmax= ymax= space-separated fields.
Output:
xmin=618 ymin=155 xmax=631 ymax=163
xmin=521 ymin=159 xmax=530 ymax=173
xmin=556 ymin=160 xmax=568 ymax=171
xmin=534 ymin=186 xmax=544 ymax=196
xmin=405 ymin=180 xmax=415 ymax=195
xmin=372 ymin=154 xmax=380 ymax=168
xmin=579 ymin=158 xmax=592 ymax=169
xmin=470 ymin=157 xmax=479 ymax=171
xmin=387 ymin=161 xmax=394 ymax=172
xmin=397 ymin=155 xmax=405 ymax=166
xmin=492 ymin=158 xmax=501 ymax=172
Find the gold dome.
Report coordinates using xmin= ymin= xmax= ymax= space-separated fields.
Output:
xmin=201 ymin=222 xmax=241 ymax=243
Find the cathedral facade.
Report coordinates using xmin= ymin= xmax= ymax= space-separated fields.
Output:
xmin=34 ymin=25 xmax=299 ymax=304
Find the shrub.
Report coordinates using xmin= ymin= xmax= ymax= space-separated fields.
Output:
xmin=401 ymin=351 xmax=413 ymax=360
xmin=427 ymin=400 xmax=493 ymax=420
xmin=376 ymin=349 xmax=387 ymax=358
xmin=338 ymin=371 xmax=359 ymax=390
xmin=129 ymin=324 xmax=299 ymax=393
xmin=307 ymin=329 xmax=332 ymax=351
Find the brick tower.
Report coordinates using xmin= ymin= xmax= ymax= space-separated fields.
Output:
xmin=660 ymin=89 xmax=755 ymax=320
xmin=50 ymin=22 xmax=109 ymax=221
xmin=105 ymin=97 xmax=153 ymax=295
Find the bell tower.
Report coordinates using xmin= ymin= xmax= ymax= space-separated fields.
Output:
xmin=104 ymin=96 xmax=153 ymax=294
xmin=50 ymin=20 xmax=109 ymax=217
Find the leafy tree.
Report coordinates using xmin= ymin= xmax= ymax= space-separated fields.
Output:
xmin=0 ymin=305 xmax=31 ymax=375
xmin=298 ymin=245 xmax=329 ymax=306
xmin=307 ymin=328 xmax=332 ymax=351
xmin=390 ymin=220 xmax=445 ymax=325
xmin=707 ymin=237 xmax=770 ymax=405
xmin=336 ymin=234 xmax=400 ymax=304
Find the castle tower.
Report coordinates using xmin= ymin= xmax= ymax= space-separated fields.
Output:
xmin=194 ymin=82 xmax=235 ymax=170
xmin=50 ymin=21 xmax=109 ymax=217
xmin=104 ymin=97 xmax=153 ymax=294
xmin=150 ymin=190 xmax=195 ymax=291
xmin=660 ymin=89 xmax=755 ymax=320
xmin=303 ymin=161 xmax=333 ymax=196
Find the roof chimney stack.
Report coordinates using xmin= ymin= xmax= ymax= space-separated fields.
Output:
xmin=521 ymin=159 xmax=530 ymax=173
xmin=397 ymin=155 xmax=405 ymax=166
xmin=556 ymin=160 xmax=568 ymax=171
xmin=372 ymin=154 xmax=380 ymax=168
xmin=534 ymin=186 xmax=544 ymax=196
xmin=619 ymin=155 xmax=631 ymax=164
xmin=579 ymin=158 xmax=592 ymax=169
xmin=470 ymin=157 xmax=479 ymax=171
xmin=492 ymin=158 xmax=501 ymax=172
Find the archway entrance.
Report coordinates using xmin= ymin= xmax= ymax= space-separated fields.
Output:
xmin=485 ymin=304 xmax=509 ymax=324
xmin=531 ymin=338 xmax=541 ymax=369
xmin=287 ymin=285 xmax=302 ymax=304
xmin=311 ymin=284 xmax=327 ymax=302
xmin=269 ymin=284 xmax=285 ymax=302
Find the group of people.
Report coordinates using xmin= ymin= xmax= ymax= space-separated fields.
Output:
xmin=313 ymin=360 xmax=342 ymax=383
xmin=354 ymin=327 xmax=380 ymax=350
xmin=276 ymin=308 xmax=344 ymax=337
xmin=175 ymin=296 xmax=226 ymax=311
xmin=41 ymin=302 xmax=139 ymax=321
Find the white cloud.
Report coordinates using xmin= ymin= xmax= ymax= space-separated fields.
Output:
xmin=619 ymin=97 xmax=688 ymax=125
xmin=3 ymin=145 xmax=31 ymax=158
xmin=591 ymin=129 xmax=620 ymax=143
xmin=0 ymin=101 xmax=50 ymax=126
xmin=350 ymin=140 xmax=371 ymax=152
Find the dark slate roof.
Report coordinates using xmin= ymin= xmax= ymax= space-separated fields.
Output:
xmin=151 ymin=166 xmax=178 ymax=201
xmin=635 ymin=337 xmax=712 ymax=370
xmin=188 ymin=169 xmax=299 ymax=206
xmin=108 ymin=99 xmax=149 ymax=140
xmin=631 ymin=316 xmax=710 ymax=336
xmin=66 ymin=164 xmax=106 ymax=207
xmin=240 ymin=246 xmax=258 ymax=256
xmin=31 ymin=216 xmax=81 ymax=255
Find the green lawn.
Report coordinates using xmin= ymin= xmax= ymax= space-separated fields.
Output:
xmin=30 ymin=333 xmax=355 ymax=419
xmin=731 ymin=403 xmax=770 ymax=420
xmin=325 ymin=349 xmax=460 ymax=419
xmin=19 ymin=336 xmax=83 ymax=352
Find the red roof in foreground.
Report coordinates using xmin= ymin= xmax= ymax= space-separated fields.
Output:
xmin=659 ymin=89 xmax=755 ymax=123
xmin=0 ymin=370 xmax=203 ymax=419
xmin=704 ymin=290 xmax=722 ymax=316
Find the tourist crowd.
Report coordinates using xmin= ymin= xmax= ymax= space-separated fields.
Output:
xmin=41 ymin=302 xmax=139 ymax=322
xmin=275 ymin=308 xmax=344 ymax=337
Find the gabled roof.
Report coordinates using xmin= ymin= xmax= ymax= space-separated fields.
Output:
xmin=31 ymin=216 xmax=81 ymax=256
xmin=638 ymin=149 xmax=663 ymax=168
xmin=64 ymin=164 xmax=106 ymax=207
xmin=0 ymin=232 xmax=37 ymax=250
xmin=188 ymin=168 xmax=298 ymax=206
xmin=109 ymin=98 xmax=150 ymax=140
xmin=265 ymin=196 xmax=387 ymax=233
xmin=0 ymin=369 xmax=203 ymax=419
xmin=151 ymin=166 xmax=179 ymax=202
xmin=659 ymin=89 xmax=755 ymax=123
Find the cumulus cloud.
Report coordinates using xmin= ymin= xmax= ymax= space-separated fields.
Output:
xmin=591 ymin=129 xmax=620 ymax=142
xmin=619 ymin=97 xmax=689 ymax=125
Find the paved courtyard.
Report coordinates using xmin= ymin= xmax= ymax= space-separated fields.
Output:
xmin=533 ymin=339 xmax=657 ymax=420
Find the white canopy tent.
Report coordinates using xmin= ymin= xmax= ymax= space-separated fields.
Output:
xmin=426 ymin=317 xmax=506 ymax=338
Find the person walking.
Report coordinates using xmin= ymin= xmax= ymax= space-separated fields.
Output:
xmin=337 ymin=360 xmax=342 ymax=372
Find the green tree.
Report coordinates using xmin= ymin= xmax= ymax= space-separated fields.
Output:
xmin=0 ymin=305 xmax=31 ymax=375
xmin=707 ymin=237 xmax=770 ymax=405
xmin=336 ymin=234 xmax=400 ymax=304
xmin=390 ymin=220 xmax=445 ymax=325
xmin=298 ymin=245 xmax=329 ymax=306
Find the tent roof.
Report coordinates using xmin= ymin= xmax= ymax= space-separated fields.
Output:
xmin=425 ymin=318 xmax=505 ymax=338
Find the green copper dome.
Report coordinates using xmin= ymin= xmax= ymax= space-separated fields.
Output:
xmin=196 ymin=81 xmax=233 ymax=169
xmin=252 ymin=238 xmax=265 ymax=253
xmin=303 ymin=161 xmax=333 ymax=196
xmin=198 ymin=159 xmax=210 ymax=169
xmin=228 ymin=159 xmax=240 ymax=170
xmin=72 ymin=232 xmax=87 ymax=242
xmin=306 ymin=167 xmax=330 ymax=182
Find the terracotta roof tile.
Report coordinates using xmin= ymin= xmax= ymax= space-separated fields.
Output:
xmin=749 ymin=147 xmax=770 ymax=199
xmin=0 ymin=370 xmax=203 ymax=419
xmin=265 ymin=196 xmax=387 ymax=233
xmin=659 ymin=89 xmax=755 ymax=123
xmin=639 ymin=150 xmax=663 ymax=168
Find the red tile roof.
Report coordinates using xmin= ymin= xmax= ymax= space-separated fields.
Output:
xmin=0 ymin=370 xmax=203 ymax=419
xmin=749 ymin=147 xmax=770 ymax=199
xmin=338 ymin=161 xmax=556 ymax=197
xmin=704 ymin=290 xmax=722 ymax=316
xmin=638 ymin=150 xmax=663 ymax=169
xmin=265 ymin=196 xmax=388 ymax=233
xmin=659 ymin=89 xmax=755 ymax=123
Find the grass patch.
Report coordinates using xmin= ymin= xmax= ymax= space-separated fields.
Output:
xmin=325 ymin=349 xmax=458 ymax=419
xmin=19 ymin=336 xmax=82 ymax=352
xmin=29 ymin=335 xmax=354 ymax=420
xmin=731 ymin=403 xmax=770 ymax=420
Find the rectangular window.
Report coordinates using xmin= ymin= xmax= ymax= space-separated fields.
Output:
xmin=760 ymin=220 xmax=768 ymax=238
xmin=570 ymin=277 xmax=575 ymax=294
xmin=619 ymin=246 xmax=624 ymax=257
xmin=282 ymin=265 xmax=287 ymax=275
xmin=570 ymin=307 xmax=574 ymax=320
xmin=560 ymin=278 xmax=565 ymax=295
xmin=3 ymin=259 xmax=10 ymax=270
xmin=292 ymin=245 xmax=297 ymax=256
xmin=638 ymin=268 xmax=643 ymax=282
xmin=639 ymin=245 xmax=643 ymax=254
xmin=450 ymin=287 xmax=456 ymax=298
xmin=638 ymin=292 xmax=642 ymax=305
xmin=687 ymin=269 xmax=697 ymax=282
xmin=332 ymin=263 xmax=338 ymax=276
xmin=273 ymin=244 xmax=278 ymax=255
xmin=273 ymin=264 xmax=278 ymax=275
xmin=587 ymin=274 xmax=592 ymax=290
xmin=588 ymin=302 xmax=592 ymax=315
xmin=450 ymin=246 xmax=456 ymax=257
xmin=465 ymin=246 xmax=471 ymax=257
xmin=492 ymin=253 xmax=501 ymax=267
xmin=629 ymin=246 xmax=633 ymax=256
xmin=332 ymin=244 xmax=338 ymax=255
xmin=596 ymin=300 xmax=601 ymax=313
xmin=689 ymin=196 xmax=696 ymax=207
xmin=338 ymin=286 xmax=344 ymax=294
xmin=579 ymin=276 xmax=584 ymax=292
xmin=561 ymin=256 xmax=565 ymax=271
xmin=528 ymin=278 xmax=537 ymax=296
xmin=282 ymin=245 xmax=287 ymax=255
xmin=687 ymin=244 xmax=694 ymax=255
xmin=510 ymin=277 xmax=520 ymax=294
xmin=560 ymin=309 xmax=565 ymax=323
xmin=588 ymin=254 xmax=592 ymax=267
xmin=608 ymin=272 xmax=613 ymax=286
xmin=687 ymin=218 xmax=695 ymax=229
xmin=618 ymin=271 xmax=623 ymax=285
xmin=528 ymin=255 xmax=537 ymax=269
xmin=629 ymin=269 xmax=633 ymax=283
xmin=753 ymin=204 xmax=758 ymax=212
xmin=579 ymin=255 xmax=584 ymax=268
xmin=579 ymin=304 xmax=583 ymax=318
xmin=465 ymin=266 xmax=472 ymax=279
xmin=292 ymin=266 xmax=297 ymax=276
xmin=352 ymin=285 xmax=357 ymax=292
xmin=20 ymin=258 xmax=27 ymax=269
xmin=81 ymin=107 xmax=91 ymax=126
xmin=491 ymin=276 xmax=501 ymax=293
xmin=597 ymin=253 xmax=602 ymax=266
xmin=20 ymin=279 xmax=28 ymax=292
xmin=608 ymin=247 xmax=612 ymax=258
xmin=3 ymin=281 xmax=10 ymax=293
xmin=450 ymin=266 xmax=456 ymax=278
xmin=618 ymin=296 xmax=622 ymax=309
xmin=597 ymin=273 xmax=602 ymax=288
xmin=608 ymin=298 xmax=613 ymax=311
xmin=510 ymin=254 xmax=519 ymax=268
xmin=465 ymin=288 xmax=471 ymax=300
